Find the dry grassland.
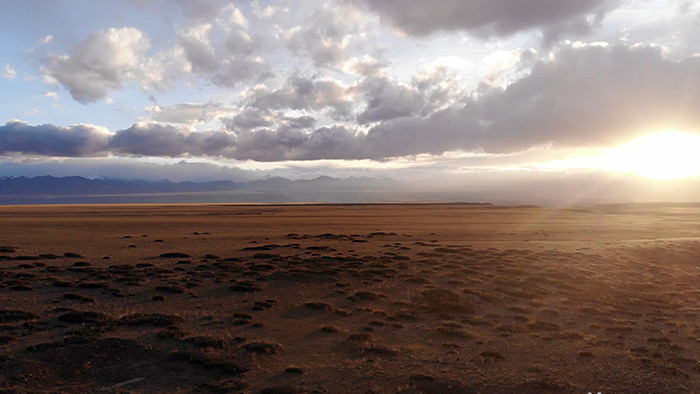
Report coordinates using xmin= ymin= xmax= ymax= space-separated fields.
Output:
xmin=1 ymin=203 xmax=699 ymax=392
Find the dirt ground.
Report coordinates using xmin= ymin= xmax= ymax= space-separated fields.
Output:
xmin=1 ymin=203 xmax=699 ymax=393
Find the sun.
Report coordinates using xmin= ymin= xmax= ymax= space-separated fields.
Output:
xmin=599 ymin=132 xmax=700 ymax=180
xmin=541 ymin=131 xmax=700 ymax=180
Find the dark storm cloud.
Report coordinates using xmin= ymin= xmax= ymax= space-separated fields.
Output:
xmin=0 ymin=121 xmax=109 ymax=156
xmin=7 ymin=44 xmax=700 ymax=161
xmin=358 ymin=0 xmax=622 ymax=39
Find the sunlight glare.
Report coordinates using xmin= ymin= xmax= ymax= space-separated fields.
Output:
xmin=603 ymin=132 xmax=700 ymax=179
xmin=543 ymin=131 xmax=700 ymax=179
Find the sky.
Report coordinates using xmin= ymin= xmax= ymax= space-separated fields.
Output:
xmin=1 ymin=0 xmax=700 ymax=201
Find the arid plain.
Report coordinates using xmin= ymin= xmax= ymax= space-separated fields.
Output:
xmin=1 ymin=203 xmax=699 ymax=393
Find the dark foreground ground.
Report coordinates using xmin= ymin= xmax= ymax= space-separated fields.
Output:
xmin=0 ymin=203 xmax=699 ymax=393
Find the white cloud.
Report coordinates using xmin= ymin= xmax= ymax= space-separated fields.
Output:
xmin=44 ymin=27 xmax=151 ymax=103
xmin=478 ymin=49 xmax=529 ymax=88
xmin=356 ymin=76 xmax=423 ymax=123
xmin=146 ymin=102 xmax=237 ymax=125
xmin=251 ymin=0 xmax=287 ymax=19
xmin=3 ymin=63 xmax=17 ymax=79
xmin=286 ymin=5 xmax=369 ymax=68
xmin=176 ymin=19 xmax=271 ymax=87
xmin=218 ymin=4 xmax=248 ymax=29
xmin=242 ymin=74 xmax=355 ymax=120
xmin=140 ymin=46 xmax=191 ymax=92
xmin=43 ymin=19 xmax=266 ymax=104
xmin=177 ymin=24 xmax=216 ymax=73
xmin=341 ymin=55 xmax=388 ymax=76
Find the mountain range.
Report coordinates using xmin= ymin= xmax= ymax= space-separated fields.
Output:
xmin=0 ymin=175 xmax=411 ymax=204
xmin=0 ymin=176 xmax=240 ymax=196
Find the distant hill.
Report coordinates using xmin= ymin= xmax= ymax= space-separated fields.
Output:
xmin=0 ymin=176 xmax=240 ymax=196
xmin=0 ymin=175 xmax=409 ymax=204
xmin=0 ymin=175 xmax=491 ymax=205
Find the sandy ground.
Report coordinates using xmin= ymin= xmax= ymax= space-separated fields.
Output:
xmin=0 ymin=203 xmax=699 ymax=393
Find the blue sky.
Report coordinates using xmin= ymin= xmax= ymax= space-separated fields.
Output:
xmin=1 ymin=0 xmax=699 ymax=192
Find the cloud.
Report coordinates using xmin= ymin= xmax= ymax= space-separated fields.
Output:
xmin=110 ymin=123 xmax=237 ymax=157
xmin=358 ymin=0 xmax=622 ymax=40
xmin=225 ymin=108 xmax=277 ymax=130
xmin=218 ymin=3 xmax=249 ymax=30
xmin=341 ymin=55 xmax=388 ymax=76
xmin=354 ymin=66 xmax=463 ymax=124
xmin=44 ymin=27 xmax=151 ymax=103
xmin=146 ymin=102 xmax=237 ymax=125
xmin=353 ymin=44 xmax=700 ymax=157
xmin=357 ymin=76 xmax=424 ymax=123
xmin=9 ymin=44 xmax=700 ymax=162
xmin=244 ymin=74 xmax=355 ymax=119
xmin=128 ymin=0 xmax=226 ymax=22
xmin=411 ymin=65 xmax=463 ymax=114
xmin=0 ymin=120 xmax=110 ymax=156
xmin=43 ymin=8 xmax=267 ymax=104
xmin=225 ymin=114 xmax=343 ymax=161
xmin=3 ymin=64 xmax=17 ymax=79
xmin=286 ymin=5 xmax=365 ymax=68
xmin=172 ymin=0 xmax=223 ymax=21
xmin=229 ymin=123 xmax=364 ymax=161
xmin=177 ymin=24 xmax=217 ymax=74
xmin=469 ymin=43 xmax=700 ymax=152
xmin=139 ymin=46 xmax=191 ymax=92
xmin=176 ymin=15 xmax=271 ymax=87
